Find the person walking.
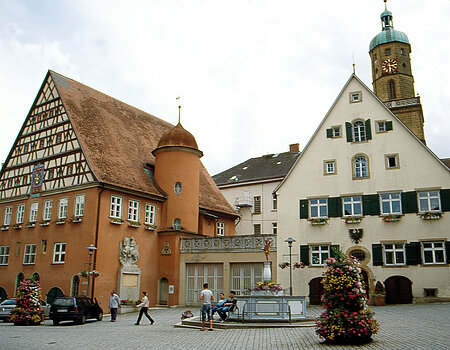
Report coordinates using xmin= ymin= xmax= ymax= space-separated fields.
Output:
xmin=108 ymin=290 xmax=121 ymax=322
xmin=200 ymin=282 xmax=214 ymax=331
xmin=135 ymin=291 xmax=154 ymax=325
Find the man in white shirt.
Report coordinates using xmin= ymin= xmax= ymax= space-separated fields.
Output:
xmin=200 ymin=282 xmax=214 ymax=331
xmin=108 ymin=290 xmax=121 ymax=322
xmin=135 ymin=291 xmax=154 ymax=325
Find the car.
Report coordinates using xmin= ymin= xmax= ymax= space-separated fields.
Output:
xmin=0 ymin=298 xmax=50 ymax=321
xmin=49 ymin=296 xmax=103 ymax=325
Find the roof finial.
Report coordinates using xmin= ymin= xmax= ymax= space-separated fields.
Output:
xmin=176 ymin=96 xmax=181 ymax=124
xmin=352 ymin=53 xmax=356 ymax=74
xmin=384 ymin=0 xmax=388 ymax=11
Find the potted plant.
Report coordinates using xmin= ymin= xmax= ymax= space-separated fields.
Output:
xmin=372 ymin=281 xmax=386 ymax=306
xmin=181 ymin=309 xmax=193 ymax=320
xmin=293 ymin=262 xmax=306 ymax=269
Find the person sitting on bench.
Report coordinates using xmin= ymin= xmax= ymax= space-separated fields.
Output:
xmin=217 ymin=291 xmax=237 ymax=322
xmin=211 ymin=293 xmax=227 ymax=318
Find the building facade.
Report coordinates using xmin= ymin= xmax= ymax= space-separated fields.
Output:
xmin=0 ymin=71 xmax=238 ymax=307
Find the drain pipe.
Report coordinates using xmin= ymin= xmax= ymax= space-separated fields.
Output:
xmin=91 ymin=183 xmax=104 ymax=299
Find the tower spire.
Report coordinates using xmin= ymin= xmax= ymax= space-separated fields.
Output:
xmin=176 ymin=96 xmax=181 ymax=124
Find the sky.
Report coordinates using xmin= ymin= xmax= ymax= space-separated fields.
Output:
xmin=0 ymin=0 xmax=449 ymax=176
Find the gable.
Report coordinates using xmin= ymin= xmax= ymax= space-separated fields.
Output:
xmin=0 ymin=73 xmax=96 ymax=199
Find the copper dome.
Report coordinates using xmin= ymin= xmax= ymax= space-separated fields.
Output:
xmin=155 ymin=123 xmax=200 ymax=151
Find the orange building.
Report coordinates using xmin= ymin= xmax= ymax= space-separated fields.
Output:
xmin=0 ymin=71 xmax=238 ymax=307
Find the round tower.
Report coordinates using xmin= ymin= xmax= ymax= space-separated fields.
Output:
xmin=369 ymin=0 xmax=425 ymax=143
xmin=152 ymin=122 xmax=203 ymax=233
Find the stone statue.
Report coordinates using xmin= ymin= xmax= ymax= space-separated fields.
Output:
xmin=264 ymin=238 xmax=272 ymax=261
xmin=119 ymin=237 xmax=139 ymax=267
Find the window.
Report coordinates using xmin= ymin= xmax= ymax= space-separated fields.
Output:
xmin=324 ymin=160 xmax=336 ymax=175
xmin=110 ymin=196 xmax=122 ymax=218
xmin=216 ymin=222 xmax=225 ymax=236
xmin=253 ymin=224 xmax=261 ymax=235
xmin=385 ymin=48 xmax=391 ymax=55
xmin=23 ymin=244 xmax=37 ymax=264
xmin=4 ymin=206 xmax=12 ymax=226
xmin=326 ymin=126 xmax=341 ymax=139
xmin=343 ymin=196 xmax=362 ymax=216
xmin=231 ymin=263 xmax=263 ymax=296
xmin=353 ymin=121 xmax=366 ymax=142
xmin=41 ymin=240 xmax=47 ymax=254
xmin=386 ymin=154 xmax=399 ymax=169
xmin=271 ymin=222 xmax=277 ymax=235
xmin=145 ymin=204 xmax=156 ymax=225
xmin=272 ymin=194 xmax=278 ymax=210
xmin=253 ymin=196 xmax=261 ymax=214
xmin=43 ymin=200 xmax=52 ymax=221
xmin=174 ymin=182 xmax=182 ymax=195
xmin=383 ymin=243 xmax=405 ymax=265
xmin=350 ymin=91 xmax=362 ymax=103
xmin=58 ymin=198 xmax=68 ymax=219
xmin=380 ymin=193 xmax=402 ymax=215
xmin=418 ymin=191 xmax=441 ymax=212
xmin=128 ymin=200 xmax=139 ymax=222
xmin=309 ymin=199 xmax=328 ymax=218
xmin=389 ymin=80 xmax=396 ymax=99
xmin=377 ymin=121 xmax=386 ymax=132
xmin=353 ymin=155 xmax=369 ymax=179
xmin=29 ymin=202 xmax=39 ymax=222
xmin=311 ymin=245 xmax=330 ymax=265
xmin=53 ymin=243 xmax=66 ymax=264
xmin=16 ymin=204 xmax=25 ymax=224
xmin=422 ymin=241 xmax=446 ymax=265
xmin=0 ymin=246 xmax=10 ymax=265
xmin=74 ymin=195 xmax=85 ymax=217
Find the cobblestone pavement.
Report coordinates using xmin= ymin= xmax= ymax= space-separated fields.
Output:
xmin=1 ymin=303 xmax=449 ymax=350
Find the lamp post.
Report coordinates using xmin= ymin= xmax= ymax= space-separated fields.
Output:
xmin=86 ymin=244 xmax=97 ymax=298
xmin=284 ymin=237 xmax=296 ymax=296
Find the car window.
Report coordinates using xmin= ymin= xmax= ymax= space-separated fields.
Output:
xmin=1 ymin=299 xmax=16 ymax=305
xmin=39 ymin=300 xmax=47 ymax=306
xmin=52 ymin=298 xmax=74 ymax=306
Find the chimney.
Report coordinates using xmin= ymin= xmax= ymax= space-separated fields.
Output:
xmin=289 ymin=143 xmax=300 ymax=153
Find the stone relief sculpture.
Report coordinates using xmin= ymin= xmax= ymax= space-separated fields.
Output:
xmin=119 ymin=237 xmax=139 ymax=267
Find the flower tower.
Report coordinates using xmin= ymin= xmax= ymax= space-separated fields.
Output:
xmin=10 ymin=279 xmax=44 ymax=326
xmin=315 ymin=250 xmax=379 ymax=344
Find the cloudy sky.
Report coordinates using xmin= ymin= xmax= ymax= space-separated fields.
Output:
xmin=0 ymin=0 xmax=449 ymax=176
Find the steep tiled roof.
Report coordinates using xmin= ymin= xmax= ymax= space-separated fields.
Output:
xmin=51 ymin=71 xmax=236 ymax=217
xmin=213 ymin=151 xmax=300 ymax=186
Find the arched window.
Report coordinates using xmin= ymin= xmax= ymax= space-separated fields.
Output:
xmin=71 ymin=275 xmax=80 ymax=297
xmin=353 ymin=155 xmax=369 ymax=179
xmin=389 ymin=80 xmax=396 ymax=99
xmin=353 ymin=121 xmax=366 ymax=142
xmin=31 ymin=272 xmax=40 ymax=282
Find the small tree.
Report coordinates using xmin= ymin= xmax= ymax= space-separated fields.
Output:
xmin=315 ymin=249 xmax=379 ymax=344
xmin=10 ymin=279 xmax=44 ymax=326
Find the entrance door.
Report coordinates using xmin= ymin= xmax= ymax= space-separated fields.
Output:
xmin=186 ymin=263 xmax=223 ymax=305
xmin=385 ymin=276 xmax=412 ymax=304
xmin=46 ymin=287 xmax=64 ymax=305
xmin=309 ymin=277 xmax=324 ymax=305
xmin=360 ymin=269 xmax=369 ymax=296
xmin=159 ymin=278 xmax=169 ymax=305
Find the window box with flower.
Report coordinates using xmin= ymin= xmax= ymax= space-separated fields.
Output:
xmin=69 ymin=216 xmax=83 ymax=223
xmin=420 ymin=212 xmax=442 ymax=220
xmin=127 ymin=221 xmax=141 ymax=228
xmin=310 ymin=218 xmax=328 ymax=226
xmin=40 ymin=220 xmax=51 ymax=227
xmin=145 ymin=224 xmax=157 ymax=231
xmin=54 ymin=218 xmax=66 ymax=225
xmin=110 ymin=218 xmax=123 ymax=225
xmin=381 ymin=214 xmax=402 ymax=222
xmin=0 ymin=225 xmax=9 ymax=231
xmin=12 ymin=223 xmax=22 ymax=230
xmin=279 ymin=262 xmax=290 ymax=269
xmin=26 ymin=222 xmax=36 ymax=228
xmin=343 ymin=216 xmax=362 ymax=224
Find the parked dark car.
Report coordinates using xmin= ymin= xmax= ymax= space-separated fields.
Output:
xmin=49 ymin=296 xmax=103 ymax=325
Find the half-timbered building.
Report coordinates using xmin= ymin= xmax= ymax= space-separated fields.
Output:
xmin=0 ymin=71 xmax=238 ymax=307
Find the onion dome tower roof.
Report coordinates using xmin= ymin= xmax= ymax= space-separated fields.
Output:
xmin=369 ymin=4 xmax=409 ymax=51
xmin=153 ymin=122 xmax=203 ymax=156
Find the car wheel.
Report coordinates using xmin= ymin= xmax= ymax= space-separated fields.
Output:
xmin=78 ymin=315 xmax=86 ymax=325
xmin=97 ymin=311 xmax=103 ymax=321
xmin=53 ymin=320 xmax=60 ymax=326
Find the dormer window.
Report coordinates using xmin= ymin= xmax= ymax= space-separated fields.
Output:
xmin=345 ymin=120 xmax=372 ymax=143
xmin=349 ymin=91 xmax=362 ymax=103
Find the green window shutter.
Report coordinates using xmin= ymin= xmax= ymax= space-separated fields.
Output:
xmin=326 ymin=128 xmax=333 ymax=138
xmin=345 ymin=122 xmax=352 ymax=142
xmin=385 ymin=121 xmax=393 ymax=131
xmin=405 ymin=242 xmax=421 ymax=265
xmin=402 ymin=191 xmax=418 ymax=213
xmin=330 ymin=245 xmax=340 ymax=258
xmin=300 ymin=245 xmax=310 ymax=265
xmin=446 ymin=241 xmax=450 ymax=264
xmin=440 ymin=189 xmax=450 ymax=212
xmin=328 ymin=197 xmax=342 ymax=217
xmin=363 ymin=194 xmax=380 ymax=216
xmin=365 ymin=119 xmax=372 ymax=140
xmin=372 ymin=244 xmax=383 ymax=266
xmin=299 ymin=199 xmax=308 ymax=219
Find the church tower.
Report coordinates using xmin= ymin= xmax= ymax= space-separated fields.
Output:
xmin=369 ymin=1 xmax=425 ymax=143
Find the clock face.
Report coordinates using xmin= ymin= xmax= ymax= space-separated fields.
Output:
xmin=382 ymin=58 xmax=398 ymax=74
